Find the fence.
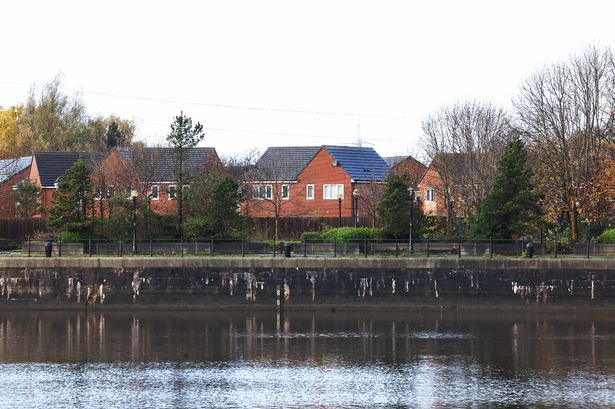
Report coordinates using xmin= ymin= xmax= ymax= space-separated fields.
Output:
xmin=12 ymin=237 xmax=614 ymax=258
xmin=0 ymin=218 xmax=46 ymax=239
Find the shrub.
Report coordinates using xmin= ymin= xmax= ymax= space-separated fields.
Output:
xmin=300 ymin=231 xmax=323 ymax=242
xmin=57 ymin=231 xmax=87 ymax=243
xmin=321 ymin=227 xmax=383 ymax=242
xmin=596 ymin=228 xmax=615 ymax=244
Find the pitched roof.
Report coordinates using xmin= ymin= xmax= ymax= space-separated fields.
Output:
xmin=33 ymin=151 xmax=105 ymax=187
xmin=250 ymin=146 xmax=321 ymax=181
xmin=384 ymin=156 xmax=407 ymax=167
xmin=324 ymin=145 xmax=389 ymax=182
xmin=0 ymin=156 xmax=31 ymax=184
xmin=118 ymin=147 xmax=219 ymax=182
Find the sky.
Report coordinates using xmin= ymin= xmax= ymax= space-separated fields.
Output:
xmin=2 ymin=0 xmax=615 ymax=162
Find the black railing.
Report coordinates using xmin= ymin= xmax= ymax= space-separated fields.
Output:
xmin=10 ymin=236 xmax=615 ymax=258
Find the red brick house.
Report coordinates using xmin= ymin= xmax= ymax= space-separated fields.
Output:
xmin=29 ymin=148 xmax=221 ymax=218
xmin=93 ymin=147 xmax=222 ymax=215
xmin=29 ymin=151 xmax=104 ymax=215
xmin=417 ymin=152 xmax=465 ymax=218
xmin=244 ymin=145 xmax=389 ymax=222
xmin=0 ymin=156 xmax=32 ymax=217
xmin=386 ymin=155 xmax=427 ymax=189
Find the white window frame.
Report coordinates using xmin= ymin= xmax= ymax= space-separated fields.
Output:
xmin=306 ymin=184 xmax=314 ymax=200
xmin=323 ymin=184 xmax=344 ymax=200
xmin=106 ymin=186 xmax=115 ymax=199
xmin=168 ymin=185 xmax=177 ymax=200
xmin=265 ymin=184 xmax=272 ymax=200
xmin=151 ymin=185 xmax=160 ymax=200
xmin=281 ymin=184 xmax=289 ymax=200
xmin=425 ymin=188 xmax=435 ymax=202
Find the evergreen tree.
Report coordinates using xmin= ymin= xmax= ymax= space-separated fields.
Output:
xmin=13 ymin=179 xmax=41 ymax=217
xmin=47 ymin=158 xmax=93 ymax=236
xmin=166 ymin=111 xmax=205 ymax=238
xmin=472 ymin=134 xmax=541 ymax=239
xmin=377 ymin=174 xmax=411 ymax=237
xmin=105 ymin=121 xmax=122 ymax=149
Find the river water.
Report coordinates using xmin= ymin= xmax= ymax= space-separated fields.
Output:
xmin=0 ymin=309 xmax=614 ymax=408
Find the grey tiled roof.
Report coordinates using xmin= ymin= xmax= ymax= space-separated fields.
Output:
xmin=33 ymin=152 xmax=104 ymax=187
xmin=384 ymin=156 xmax=407 ymax=167
xmin=249 ymin=146 xmax=321 ymax=181
xmin=0 ymin=156 xmax=31 ymax=183
xmin=118 ymin=147 xmax=219 ymax=182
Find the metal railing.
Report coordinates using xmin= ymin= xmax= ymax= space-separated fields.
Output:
xmin=10 ymin=236 xmax=614 ymax=259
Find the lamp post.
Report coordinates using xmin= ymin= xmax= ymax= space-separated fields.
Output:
xmin=146 ymin=192 xmax=153 ymax=238
xmin=337 ymin=193 xmax=343 ymax=227
xmin=408 ymin=187 xmax=415 ymax=255
xmin=352 ymin=189 xmax=360 ymax=228
xmin=131 ymin=189 xmax=138 ymax=254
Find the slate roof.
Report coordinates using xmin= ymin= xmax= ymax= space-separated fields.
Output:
xmin=249 ymin=146 xmax=321 ymax=181
xmin=324 ymin=145 xmax=389 ymax=182
xmin=33 ymin=152 xmax=105 ymax=187
xmin=0 ymin=156 xmax=31 ymax=184
xmin=384 ymin=156 xmax=407 ymax=168
xmin=118 ymin=147 xmax=219 ymax=182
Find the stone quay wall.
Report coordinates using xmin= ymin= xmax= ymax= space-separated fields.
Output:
xmin=0 ymin=257 xmax=613 ymax=310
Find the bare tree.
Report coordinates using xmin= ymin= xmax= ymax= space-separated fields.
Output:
xmin=421 ymin=101 xmax=511 ymax=234
xmin=514 ymin=45 xmax=615 ymax=240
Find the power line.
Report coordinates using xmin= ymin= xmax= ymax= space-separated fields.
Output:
xmin=0 ymin=80 xmax=417 ymax=120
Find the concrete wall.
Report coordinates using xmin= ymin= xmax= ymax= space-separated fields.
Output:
xmin=0 ymin=257 xmax=613 ymax=310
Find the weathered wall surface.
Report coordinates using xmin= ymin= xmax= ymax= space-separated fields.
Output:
xmin=0 ymin=257 xmax=614 ymax=309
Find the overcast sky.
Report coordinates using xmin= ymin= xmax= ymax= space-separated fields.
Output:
xmin=2 ymin=0 xmax=615 ymax=161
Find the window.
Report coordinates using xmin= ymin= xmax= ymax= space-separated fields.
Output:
xmin=106 ymin=186 xmax=115 ymax=198
xmin=323 ymin=184 xmax=344 ymax=199
xmin=151 ymin=185 xmax=160 ymax=200
xmin=425 ymin=188 xmax=435 ymax=202
xmin=281 ymin=184 xmax=289 ymax=200
xmin=168 ymin=185 xmax=177 ymax=200
xmin=306 ymin=184 xmax=314 ymax=200
xmin=124 ymin=187 xmax=132 ymax=198
xmin=252 ymin=184 xmax=272 ymax=200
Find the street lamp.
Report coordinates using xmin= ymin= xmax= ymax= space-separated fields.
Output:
xmin=352 ymin=189 xmax=360 ymax=228
xmin=408 ymin=187 xmax=416 ymax=255
xmin=337 ymin=193 xmax=343 ymax=227
xmin=131 ymin=189 xmax=138 ymax=254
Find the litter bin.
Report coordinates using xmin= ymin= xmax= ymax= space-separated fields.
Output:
xmin=284 ymin=242 xmax=292 ymax=258
xmin=44 ymin=240 xmax=53 ymax=257
xmin=526 ymin=242 xmax=534 ymax=259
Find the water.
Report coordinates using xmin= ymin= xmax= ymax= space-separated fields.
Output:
xmin=1 ymin=310 xmax=614 ymax=408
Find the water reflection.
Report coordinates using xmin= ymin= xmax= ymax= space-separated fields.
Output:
xmin=0 ymin=310 xmax=615 ymax=407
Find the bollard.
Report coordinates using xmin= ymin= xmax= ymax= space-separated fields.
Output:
xmin=242 ymin=239 xmax=245 ymax=257
xmin=119 ymin=237 xmax=123 ymax=257
xmin=426 ymin=237 xmax=430 ymax=258
xmin=587 ymin=237 xmax=591 ymax=259
xmin=88 ymin=237 xmax=92 ymax=257
xmin=333 ymin=238 xmax=337 ymax=258
xmin=303 ymin=238 xmax=307 ymax=258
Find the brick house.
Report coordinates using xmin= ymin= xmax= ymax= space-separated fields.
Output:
xmin=0 ymin=156 xmax=32 ymax=217
xmin=29 ymin=148 xmax=221 ymax=218
xmin=417 ymin=152 xmax=465 ymax=218
xmin=29 ymin=151 xmax=104 ymax=216
xmin=91 ymin=147 xmax=222 ymax=216
xmin=386 ymin=155 xmax=427 ymax=189
xmin=244 ymin=145 xmax=389 ymax=222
